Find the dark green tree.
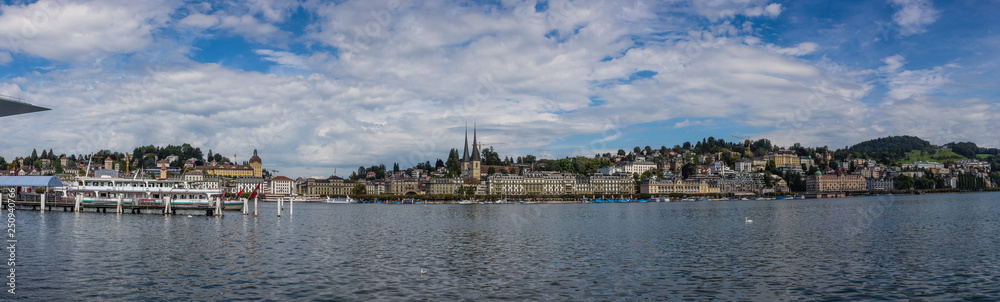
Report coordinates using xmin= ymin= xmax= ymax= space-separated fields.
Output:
xmin=894 ymin=175 xmax=914 ymax=190
xmin=351 ymin=183 xmax=366 ymax=195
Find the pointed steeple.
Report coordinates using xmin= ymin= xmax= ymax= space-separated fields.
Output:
xmin=462 ymin=123 xmax=470 ymax=162
xmin=471 ymin=122 xmax=481 ymax=161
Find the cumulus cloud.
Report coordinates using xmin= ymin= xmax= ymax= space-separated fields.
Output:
xmin=178 ymin=12 xmax=289 ymax=44
xmin=673 ymin=119 xmax=715 ymax=128
xmin=744 ymin=3 xmax=782 ymax=18
xmin=254 ymin=49 xmax=309 ymax=69
xmin=179 ymin=13 xmax=220 ymax=28
xmin=880 ymin=55 xmax=949 ymax=101
xmin=0 ymin=0 xmax=175 ymax=62
xmin=890 ymin=0 xmax=939 ymax=36
xmin=691 ymin=0 xmax=783 ymax=20
xmin=767 ymin=42 xmax=819 ymax=56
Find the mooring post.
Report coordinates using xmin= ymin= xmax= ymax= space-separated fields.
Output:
xmin=277 ymin=197 xmax=281 ymax=217
xmin=74 ymin=195 xmax=81 ymax=213
xmin=164 ymin=196 xmax=170 ymax=215
xmin=289 ymin=197 xmax=293 ymax=217
xmin=40 ymin=193 xmax=46 ymax=213
xmin=243 ymin=198 xmax=248 ymax=215
xmin=254 ymin=197 xmax=258 ymax=217
xmin=116 ymin=195 xmax=123 ymax=214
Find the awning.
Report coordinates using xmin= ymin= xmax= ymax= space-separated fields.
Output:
xmin=0 ymin=96 xmax=50 ymax=118
xmin=0 ymin=176 xmax=65 ymax=187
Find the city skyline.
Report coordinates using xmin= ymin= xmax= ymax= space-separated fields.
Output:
xmin=1 ymin=0 xmax=998 ymax=177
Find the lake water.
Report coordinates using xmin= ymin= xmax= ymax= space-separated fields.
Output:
xmin=6 ymin=193 xmax=1000 ymax=300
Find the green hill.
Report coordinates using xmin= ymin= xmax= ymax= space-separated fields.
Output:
xmin=895 ymin=149 xmax=969 ymax=165
xmin=836 ymin=135 xmax=932 ymax=164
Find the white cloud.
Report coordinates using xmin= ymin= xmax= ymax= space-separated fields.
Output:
xmin=247 ymin=0 xmax=300 ymax=23
xmin=177 ymin=12 xmax=290 ymax=44
xmin=0 ymin=52 xmax=11 ymax=65
xmin=254 ymin=49 xmax=309 ymax=69
xmin=691 ymin=1 xmax=783 ymax=20
xmin=179 ymin=13 xmax=220 ymax=28
xmin=879 ymin=55 xmax=949 ymax=101
xmin=217 ymin=15 xmax=284 ymax=41
xmin=673 ymin=119 xmax=715 ymax=128
xmin=890 ymin=0 xmax=939 ymax=36
xmin=767 ymin=42 xmax=819 ymax=56
xmin=744 ymin=3 xmax=782 ymax=18
xmin=0 ymin=0 xmax=174 ymax=62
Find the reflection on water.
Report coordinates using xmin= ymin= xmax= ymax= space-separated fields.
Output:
xmin=10 ymin=193 xmax=1000 ymax=300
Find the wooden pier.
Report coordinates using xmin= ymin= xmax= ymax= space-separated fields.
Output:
xmin=12 ymin=199 xmax=225 ymax=216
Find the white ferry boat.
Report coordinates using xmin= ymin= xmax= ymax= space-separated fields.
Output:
xmin=324 ymin=194 xmax=356 ymax=204
xmin=56 ymin=176 xmax=243 ymax=211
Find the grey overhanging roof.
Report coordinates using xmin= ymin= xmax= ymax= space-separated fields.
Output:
xmin=0 ymin=176 xmax=66 ymax=187
xmin=0 ymin=95 xmax=50 ymax=118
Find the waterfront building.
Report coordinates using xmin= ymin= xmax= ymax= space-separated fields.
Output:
xmin=640 ymin=177 xmax=720 ymax=194
xmin=427 ymin=177 xmax=463 ymax=195
xmin=365 ymin=180 xmax=386 ymax=195
xmin=866 ymin=178 xmax=894 ymax=191
xmin=269 ymin=176 xmax=295 ymax=195
xmin=806 ymin=172 xmax=866 ymax=192
xmin=231 ymin=177 xmax=269 ymax=195
xmin=388 ymin=178 xmax=420 ymax=195
xmin=297 ymin=176 xmax=360 ymax=197
xmin=944 ymin=177 xmax=957 ymax=188
xmin=486 ymin=174 xmax=524 ymax=195
xmin=485 ymin=173 xmax=633 ymax=196
xmin=718 ymin=173 xmax=764 ymax=194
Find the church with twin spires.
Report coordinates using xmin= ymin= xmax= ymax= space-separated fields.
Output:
xmin=461 ymin=124 xmax=482 ymax=181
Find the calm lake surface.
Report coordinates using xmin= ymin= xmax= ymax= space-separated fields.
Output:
xmin=8 ymin=192 xmax=1000 ymax=300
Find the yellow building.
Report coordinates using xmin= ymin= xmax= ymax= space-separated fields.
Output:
xmin=195 ymin=149 xmax=263 ymax=178
xmin=806 ymin=172 xmax=866 ymax=192
xmin=640 ymin=178 xmax=720 ymax=194
xmin=772 ymin=151 xmax=799 ymax=169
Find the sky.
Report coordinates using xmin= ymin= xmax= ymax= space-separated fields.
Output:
xmin=0 ymin=0 xmax=998 ymax=177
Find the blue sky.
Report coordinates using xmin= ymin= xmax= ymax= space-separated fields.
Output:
xmin=1 ymin=0 xmax=998 ymax=177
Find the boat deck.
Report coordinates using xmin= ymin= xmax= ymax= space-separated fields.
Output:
xmin=11 ymin=200 xmax=236 ymax=216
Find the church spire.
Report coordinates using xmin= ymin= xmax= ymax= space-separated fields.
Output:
xmin=462 ymin=123 xmax=470 ymax=162
xmin=471 ymin=122 xmax=481 ymax=161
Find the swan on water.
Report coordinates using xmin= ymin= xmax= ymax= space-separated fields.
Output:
xmin=745 ymin=217 xmax=752 ymax=223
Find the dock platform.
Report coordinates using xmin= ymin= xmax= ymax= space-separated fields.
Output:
xmin=11 ymin=200 xmax=226 ymax=216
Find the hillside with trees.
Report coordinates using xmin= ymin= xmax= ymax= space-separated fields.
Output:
xmin=835 ymin=135 xmax=933 ymax=164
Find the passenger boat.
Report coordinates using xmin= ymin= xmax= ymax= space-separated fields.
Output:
xmin=325 ymin=194 xmax=356 ymax=204
xmin=56 ymin=176 xmax=243 ymax=211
